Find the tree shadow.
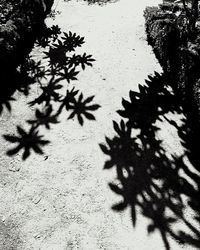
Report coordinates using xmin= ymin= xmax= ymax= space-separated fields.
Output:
xmin=100 ymin=72 xmax=200 ymax=249
xmin=1 ymin=24 xmax=100 ymax=160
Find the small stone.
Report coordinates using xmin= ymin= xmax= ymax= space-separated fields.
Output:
xmin=32 ymin=195 xmax=41 ymax=204
xmin=9 ymin=165 xmax=20 ymax=172
xmin=33 ymin=233 xmax=41 ymax=239
xmin=44 ymin=155 xmax=48 ymax=160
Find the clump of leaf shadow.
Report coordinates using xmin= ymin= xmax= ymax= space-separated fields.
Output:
xmin=47 ymin=9 xmax=61 ymax=20
xmin=84 ymin=0 xmax=118 ymax=5
xmin=64 ymin=0 xmax=119 ymax=6
xmin=2 ymin=24 xmax=100 ymax=160
xmin=100 ymin=72 xmax=200 ymax=249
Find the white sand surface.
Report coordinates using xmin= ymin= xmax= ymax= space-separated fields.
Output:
xmin=0 ymin=0 xmax=198 ymax=249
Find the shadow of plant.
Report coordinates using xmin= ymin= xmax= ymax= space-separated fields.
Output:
xmin=100 ymin=72 xmax=200 ymax=249
xmin=64 ymin=0 xmax=119 ymax=5
xmin=4 ymin=126 xmax=50 ymax=160
xmin=84 ymin=0 xmax=119 ymax=5
xmin=1 ymin=24 xmax=100 ymax=160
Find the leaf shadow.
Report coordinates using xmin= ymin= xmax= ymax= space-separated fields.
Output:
xmin=100 ymin=72 xmax=200 ymax=249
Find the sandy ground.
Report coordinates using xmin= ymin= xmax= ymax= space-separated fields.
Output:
xmin=0 ymin=0 xmax=198 ymax=249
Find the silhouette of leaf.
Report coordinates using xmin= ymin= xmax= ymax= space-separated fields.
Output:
xmin=167 ymin=217 xmax=177 ymax=224
xmin=139 ymin=84 xmax=147 ymax=95
xmin=105 ymin=136 xmax=113 ymax=147
xmin=7 ymin=145 xmax=23 ymax=156
xmin=87 ymin=104 xmax=101 ymax=111
xmin=109 ymin=183 xmax=123 ymax=195
xmin=84 ymin=95 xmax=95 ymax=103
xmin=113 ymin=120 xmax=121 ymax=135
xmin=84 ymin=112 xmax=95 ymax=120
xmin=131 ymin=207 xmax=137 ymax=227
xmin=129 ymin=90 xmax=140 ymax=102
xmin=99 ymin=143 xmax=109 ymax=154
xmin=104 ymin=160 xmax=113 ymax=169
xmin=68 ymin=112 xmax=76 ymax=120
xmin=122 ymin=98 xmax=131 ymax=110
xmin=78 ymin=114 xmax=84 ymax=125
xmin=3 ymin=135 xmax=19 ymax=143
xmin=120 ymin=120 xmax=125 ymax=132
xmin=117 ymin=109 xmax=127 ymax=118
xmin=112 ymin=202 xmax=127 ymax=211
xmin=17 ymin=126 xmax=26 ymax=136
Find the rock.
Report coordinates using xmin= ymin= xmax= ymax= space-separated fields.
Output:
xmin=9 ymin=164 xmax=20 ymax=172
xmin=32 ymin=195 xmax=42 ymax=204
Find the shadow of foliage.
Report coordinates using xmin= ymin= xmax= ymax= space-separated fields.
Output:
xmin=4 ymin=126 xmax=50 ymax=160
xmin=64 ymin=0 xmax=119 ymax=5
xmin=84 ymin=0 xmax=119 ymax=5
xmin=47 ymin=9 xmax=61 ymax=20
xmin=2 ymin=24 xmax=100 ymax=160
xmin=100 ymin=72 xmax=200 ymax=249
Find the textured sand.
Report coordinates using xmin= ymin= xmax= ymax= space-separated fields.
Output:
xmin=0 ymin=0 xmax=196 ymax=249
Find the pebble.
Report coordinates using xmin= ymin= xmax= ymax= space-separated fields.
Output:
xmin=32 ymin=195 xmax=41 ymax=204
xmin=9 ymin=165 xmax=20 ymax=172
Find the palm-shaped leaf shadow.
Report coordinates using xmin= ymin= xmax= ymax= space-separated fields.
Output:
xmin=68 ymin=93 xmax=101 ymax=125
xmin=59 ymin=67 xmax=79 ymax=83
xmin=3 ymin=126 xmax=50 ymax=160
xmin=61 ymin=31 xmax=85 ymax=52
xmin=27 ymin=105 xmax=59 ymax=129
xmin=58 ymin=87 xmax=79 ymax=114
xmin=29 ymin=78 xmax=62 ymax=106
xmin=79 ymin=53 xmax=95 ymax=70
